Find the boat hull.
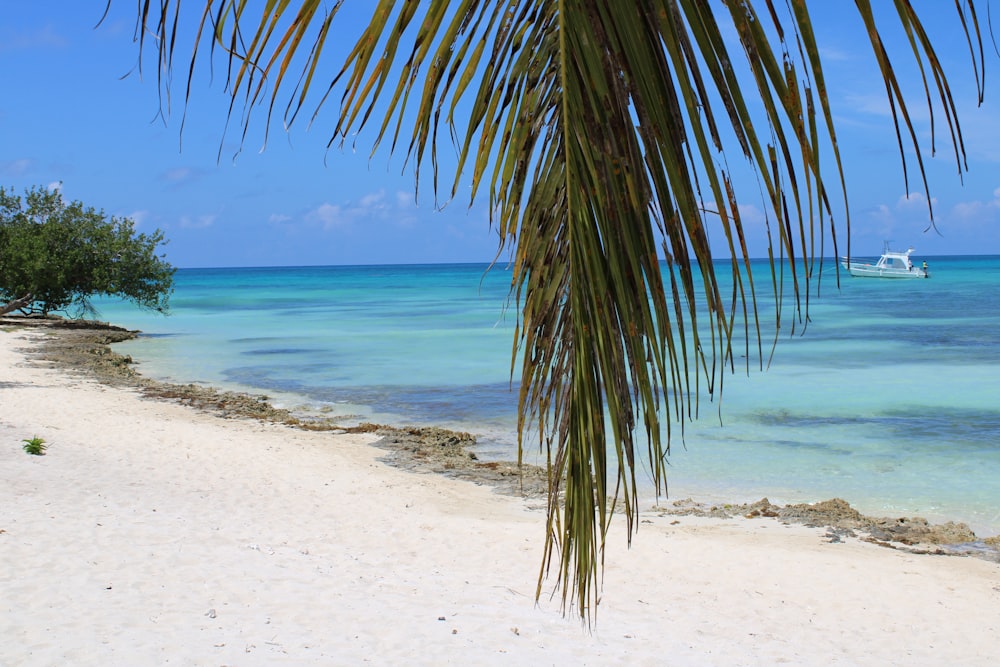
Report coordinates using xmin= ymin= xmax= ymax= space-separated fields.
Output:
xmin=842 ymin=261 xmax=927 ymax=279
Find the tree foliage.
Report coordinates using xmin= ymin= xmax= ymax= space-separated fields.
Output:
xmin=124 ymin=0 xmax=983 ymax=618
xmin=0 ymin=185 xmax=174 ymax=316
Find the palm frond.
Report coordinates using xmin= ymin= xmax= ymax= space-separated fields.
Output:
xmin=130 ymin=0 xmax=980 ymax=619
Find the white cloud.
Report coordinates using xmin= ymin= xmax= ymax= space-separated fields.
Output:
xmin=179 ymin=214 xmax=216 ymax=229
xmin=307 ymin=203 xmax=345 ymax=229
xmin=949 ymin=188 xmax=1000 ymax=223
xmin=855 ymin=203 xmax=897 ymax=242
xmin=895 ymin=191 xmax=935 ymax=212
xmin=305 ymin=189 xmax=414 ymax=231
xmin=396 ymin=190 xmax=414 ymax=208
xmin=871 ymin=203 xmax=892 ymax=222
xmin=860 ymin=191 xmax=935 ymax=238
xmin=951 ymin=200 xmax=984 ymax=220
xmin=129 ymin=210 xmax=151 ymax=226
xmin=860 ymin=185 xmax=1000 ymax=248
xmin=736 ymin=203 xmax=766 ymax=226
xmin=268 ymin=213 xmax=292 ymax=224
xmin=358 ymin=190 xmax=387 ymax=209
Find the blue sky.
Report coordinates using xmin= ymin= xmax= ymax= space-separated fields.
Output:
xmin=2 ymin=2 xmax=998 ymax=268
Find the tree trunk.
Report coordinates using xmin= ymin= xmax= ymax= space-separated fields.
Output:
xmin=0 ymin=293 xmax=34 ymax=316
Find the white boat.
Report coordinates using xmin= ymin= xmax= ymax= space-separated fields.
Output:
xmin=841 ymin=244 xmax=929 ymax=279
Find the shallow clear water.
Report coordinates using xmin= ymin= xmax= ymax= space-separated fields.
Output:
xmin=96 ymin=256 xmax=1000 ymax=536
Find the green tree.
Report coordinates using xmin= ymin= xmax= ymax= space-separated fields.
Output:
xmin=0 ymin=185 xmax=174 ymax=316
xmin=126 ymin=0 xmax=982 ymax=617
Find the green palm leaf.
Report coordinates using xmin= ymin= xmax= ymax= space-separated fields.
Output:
xmin=128 ymin=0 xmax=981 ymax=618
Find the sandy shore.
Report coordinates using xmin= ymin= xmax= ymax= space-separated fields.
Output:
xmin=2 ymin=325 xmax=999 ymax=665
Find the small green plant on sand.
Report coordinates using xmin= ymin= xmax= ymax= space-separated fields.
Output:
xmin=21 ymin=436 xmax=46 ymax=456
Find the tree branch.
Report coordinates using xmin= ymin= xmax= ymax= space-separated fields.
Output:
xmin=0 ymin=293 xmax=35 ymax=316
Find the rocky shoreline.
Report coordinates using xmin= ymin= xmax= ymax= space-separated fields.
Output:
xmin=2 ymin=315 xmax=550 ymax=499
xmin=4 ymin=314 xmax=998 ymax=559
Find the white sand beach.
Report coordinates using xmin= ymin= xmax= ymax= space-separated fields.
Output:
xmin=2 ymin=326 xmax=998 ymax=666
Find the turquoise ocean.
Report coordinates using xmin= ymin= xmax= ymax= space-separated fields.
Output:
xmin=96 ymin=255 xmax=1000 ymax=537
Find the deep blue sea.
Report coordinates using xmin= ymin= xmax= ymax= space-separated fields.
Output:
xmin=96 ymin=256 xmax=1000 ymax=536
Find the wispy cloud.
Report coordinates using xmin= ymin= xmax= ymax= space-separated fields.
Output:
xmin=0 ymin=159 xmax=33 ymax=177
xmin=0 ymin=25 xmax=68 ymax=52
xmin=856 ymin=190 xmax=947 ymax=243
xmin=395 ymin=190 xmax=414 ymax=208
xmin=818 ymin=45 xmax=852 ymax=62
xmin=304 ymin=189 xmax=416 ymax=231
xmin=358 ymin=190 xmax=387 ymax=209
xmin=179 ymin=214 xmax=217 ymax=229
xmin=160 ymin=167 xmax=203 ymax=188
xmin=950 ymin=187 xmax=1000 ymax=221
xmin=896 ymin=191 xmax=935 ymax=213
xmin=307 ymin=203 xmax=346 ymax=230
xmin=948 ymin=100 xmax=1000 ymax=164
xmin=736 ymin=203 xmax=766 ymax=226
xmin=841 ymin=92 xmax=893 ymax=119
xmin=129 ymin=210 xmax=152 ymax=227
